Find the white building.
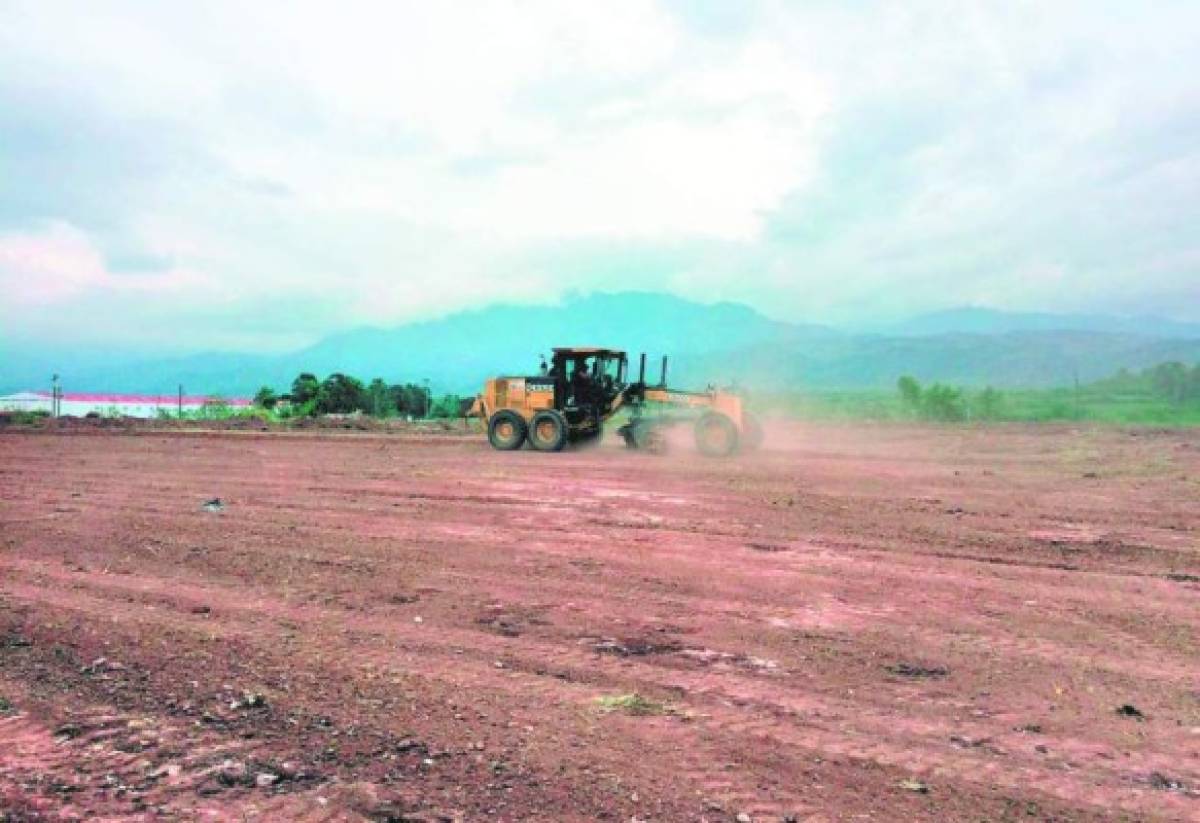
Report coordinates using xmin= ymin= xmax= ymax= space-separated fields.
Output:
xmin=0 ymin=391 xmax=252 ymax=418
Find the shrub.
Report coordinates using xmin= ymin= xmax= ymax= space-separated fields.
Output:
xmin=897 ymin=375 xmax=922 ymax=410
xmin=594 ymin=693 xmax=670 ymax=716
xmin=920 ymin=384 xmax=966 ymax=422
xmin=973 ymin=386 xmax=1005 ymax=421
xmin=197 ymin=398 xmax=232 ymax=419
xmin=894 ymin=376 xmax=966 ymax=421
xmin=2 ymin=410 xmax=50 ymax=425
xmin=429 ymin=393 xmax=467 ymax=419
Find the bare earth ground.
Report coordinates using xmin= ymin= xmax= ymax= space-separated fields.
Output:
xmin=0 ymin=420 xmax=1197 ymax=821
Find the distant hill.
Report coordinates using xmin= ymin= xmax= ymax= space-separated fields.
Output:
xmin=879 ymin=307 xmax=1200 ymax=339
xmin=294 ymin=291 xmax=826 ymax=384
xmin=2 ymin=294 xmax=1198 ymax=395
xmin=687 ymin=331 xmax=1200 ymax=390
xmin=1 ymin=292 xmax=827 ymax=396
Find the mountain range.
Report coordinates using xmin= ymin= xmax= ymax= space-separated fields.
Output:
xmin=874 ymin=306 xmax=1200 ymax=339
xmin=3 ymin=293 xmax=1199 ymax=396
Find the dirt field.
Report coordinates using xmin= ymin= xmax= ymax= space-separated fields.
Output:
xmin=1 ymin=421 xmax=1197 ymax=821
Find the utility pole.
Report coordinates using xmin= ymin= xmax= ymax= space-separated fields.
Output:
xmin=178 ymin=384 xmax=183 ymax=418
xmin=423 ymin=378 xmax=431 ymax=419
xmin=51 ymin=374 xmax=60 ymax=418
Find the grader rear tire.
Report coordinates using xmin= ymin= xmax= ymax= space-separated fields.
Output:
xmin=694 ymin=412 xmax=739 ymax=457
xmin=488 ymin=410 xmax=527 ymax=451
xmin=529 ymin=409 xmax=568 ymax=452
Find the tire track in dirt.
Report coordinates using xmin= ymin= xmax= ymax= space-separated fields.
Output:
xmin=3 ymin=425 xmax=1197 ymax=820
xmin=4 ymin=554 xmax=1192 ymax=817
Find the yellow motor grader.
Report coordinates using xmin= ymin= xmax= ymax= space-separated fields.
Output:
xmin=466 ymin=347 xmax=761 ymax=456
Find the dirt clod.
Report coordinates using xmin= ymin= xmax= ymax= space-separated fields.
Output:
xmin=746 ymin=542 xmax=789 ymax=553
xmin=594 ymin=694 xmax=670 ymax=716
xmin=885 ymin=663 xmax=949 ymax=679
xmin=591 ymin=636 xmax=682 ymax=657
xmin=1147 ymin=772 xmax=1189 ymax=793
xmin=53 ymin=723 xmax=82 ymax=739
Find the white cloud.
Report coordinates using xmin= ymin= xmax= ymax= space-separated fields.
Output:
xmin=0 ymin=0 xmax=1198 ymax=349
xmin=0 ymin=221 xmax=207 ymax=306
xmin=0 ymin=222 xmax=108 ymax=304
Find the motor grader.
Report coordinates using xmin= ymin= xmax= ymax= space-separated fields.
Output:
xmin=466 ymin=347 xmax=761 ymax=456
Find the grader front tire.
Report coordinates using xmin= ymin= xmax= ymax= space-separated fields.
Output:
xmin=694 ymin=413 xmax=739 ymax=458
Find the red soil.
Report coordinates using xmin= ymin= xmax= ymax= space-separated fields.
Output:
xmin=1 ymin=422 xmax=1197 ymax=821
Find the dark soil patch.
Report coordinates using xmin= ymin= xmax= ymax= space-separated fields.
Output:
xmin=591 ymin=636 xmax=684 ymax=656
xmin=885 ymin=663 xmax=950 ymax=679
xmin=747 ymin=542 xmax=790 ymax=553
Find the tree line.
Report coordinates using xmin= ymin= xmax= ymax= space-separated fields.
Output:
xmin=895 ymin=360 xmax=1200 ymax=422
xmin=1093 ymin=361 xmax=1200 ymax=404
xmin=254 ymin=373 xmax=466 ymax=419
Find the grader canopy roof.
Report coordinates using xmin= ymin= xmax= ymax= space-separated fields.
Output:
xmin=551 ymin=347 xmax=625 ymax=356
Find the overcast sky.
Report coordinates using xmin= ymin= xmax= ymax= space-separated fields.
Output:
xmin=1 ymin=1 xmax=1198 ymax=352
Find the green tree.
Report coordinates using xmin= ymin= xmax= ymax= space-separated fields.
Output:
xmin=388 ymin=382 xmax=427 ymax=416
xmin=317 ymin=373 xmax=367 ymax=414
xmin=1150 ymin=361 xmax=1188 ymax=403
xmin=365 ymin=378 xmax=391 ymax=417
xmin=429 ymin=393 xmax=466 ymax=418
xmin=1111 ymin=367 xmax=1136 ymax=390
xmin=386 ymin=384 xmax=405 ymax=415
xmin=921 ymin=383 xmax=966 ymax=422
xmin=291 ymin=373 xmax=320 ymax=405
xmin=253 ymin=386 xmax=278 ymax=409
xmin=897 ymin=375 xmax=922 ymax=410
xmin=973 ymin=386 xmax=1004 ymax=421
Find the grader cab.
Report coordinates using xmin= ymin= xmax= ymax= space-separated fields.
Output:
xmin=467 ymin=347 xmax=761 ymax=456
